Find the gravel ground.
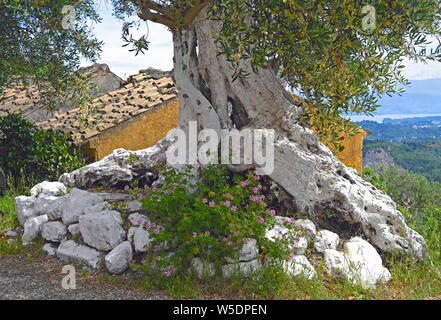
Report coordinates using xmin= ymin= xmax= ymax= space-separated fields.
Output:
xmin=0 ymin=253 xmax=169 ymax=300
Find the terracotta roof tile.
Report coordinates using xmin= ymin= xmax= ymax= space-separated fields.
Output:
xmin=36 ymin=72 xmax=177 ymax=143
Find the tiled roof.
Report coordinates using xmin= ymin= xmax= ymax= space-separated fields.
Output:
xmin=0 ymin=84 xmax=42 ymax=119
xmin=0 ymin=64 xmax=123 ymax=123
xmin=37 ymin=70 xmax=177 ymax=143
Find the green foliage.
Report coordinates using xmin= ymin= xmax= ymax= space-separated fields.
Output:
xmin=364 ymin=140 xmax=441 ymax=183
xmin=0 ymin=113 xmax=84 ymax=186
xmin=207 ymin=0 xmax=441 ymax=145
xmin=363 ymin=165 xmax=441 ymax=263
xmin=136 ymin=162 xmax=303 ymax=276
xmin=0 ymin=0 xmax=102 ymax=109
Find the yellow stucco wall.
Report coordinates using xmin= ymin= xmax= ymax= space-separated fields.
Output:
xmin=84 ymin=95 xmax=367 ymax=174
xmin=85 ymin=99 xmax=179 ymax=161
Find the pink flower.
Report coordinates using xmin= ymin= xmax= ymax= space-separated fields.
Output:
xmin=289 ymin=253 xmax=296 ymax=260
xmin=223 ymin=237 xmax=228 ymax=242
xmin=240 ymin=180 xmax=250 ymax=187
xmin=153 ymin=247 xmax=159 ymax=253
xmin=164 ymin=270 xmax=171 ymax=277
xmin=145 ymin=223 xmax=151 ymax=229
xmin=295 ymin=237 xmax=300 ymax=243
xmin=226 ymin=241 xmax=233 ymax=246
xmin=209 ymin=201 xmax=215 ymax=207
xmin=124 ymin=185 xmax=130 ymax=191
xmin=223 ymin=200 xmax=231 ymax=207
xmin=254 ymin=175 xmax=261 ymax=181
xmin=165 ymin=189 xmax=172 ymax=194
xmin=144 ymin=185 xmax=149 ymax=190
xmin=253 ymin=187 xmax=259 ymax=194
xmin=243 ymin=238 xmax=249 ymax=244
xmin=269 ymin=209 xmax=276 ymax=216
xmin=137 ymin=220 xmax=142 ymax=226
xmin=258 ymin=216 xmax=265 ymax=224
xmin=193 ymin=232 xmax=197 ymax=237
xmin=231 ymin=206 xmax=238 ymax=211
xmin=204 ymin=231 xmax=210 ymax=236
xmin=202 ymin=198 xmax=208 ymax=203
xmin=153 ymin=228 xmax=160 ymax=234
xmin=257 ymin=184 xmax=262 ymax=189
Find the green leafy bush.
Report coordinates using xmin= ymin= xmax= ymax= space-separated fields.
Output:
xmin=134 ymin=162 xmax=304 ymax=277
xmin=0 ymin=113 xmax=84 ymax=186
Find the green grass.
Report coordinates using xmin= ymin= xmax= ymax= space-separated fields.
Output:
xmin=0 ymin=189 xmax=20 ymax=235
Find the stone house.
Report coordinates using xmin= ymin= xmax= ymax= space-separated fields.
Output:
xmin=1 ymin=65 xmax=368 ymax=174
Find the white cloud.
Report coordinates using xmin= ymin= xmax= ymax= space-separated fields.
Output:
xmin=80 ymin=5 xmax=173 ymax=79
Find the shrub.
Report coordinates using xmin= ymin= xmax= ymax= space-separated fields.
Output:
xmin=136 ymin=162 xmax=304 ymax=277
xmin=0 ymin=113 xmax=84 ymax=186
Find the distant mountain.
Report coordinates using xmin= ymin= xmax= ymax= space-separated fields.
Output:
xmin=375 ymin=78 xmax=441 ymax=114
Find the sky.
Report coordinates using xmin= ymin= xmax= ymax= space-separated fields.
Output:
xmin=81 ymin=4 xmax=441 ymax=81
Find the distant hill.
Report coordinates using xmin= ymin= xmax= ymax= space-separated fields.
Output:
xmin=363 ymin=140 xmax=441 ymax=183
xmin=357 ymin=116 xmax=441 ymax=142
xmin=375 ymin=78 xmax=441 ymax=114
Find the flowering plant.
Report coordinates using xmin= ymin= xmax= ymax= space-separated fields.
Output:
xmin=138 ymin=162 xmax=300 ymax=276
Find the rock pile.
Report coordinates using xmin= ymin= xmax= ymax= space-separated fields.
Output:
xmin=13 ymin=180 xmax=392 ymax=288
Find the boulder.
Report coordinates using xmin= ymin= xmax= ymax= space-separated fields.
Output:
xmin=314 ymin=230 xmax=340 ymax=253
xmin=134 ymin=227 xmax=152 ymax=253
xmin=79 ymin=209 xmax=126 ymax=251
xmin=105 ymin=241 xmax=133 ymax=274
xmin=43 ymin=243 xmax=57 ymax=256
xmin=68 ymin=224 xmax=80 ymax=237
xmin=128 ymin=213 xmax=150 ymax=227
xmin=323 ymin=237 xmax=391 ymax=289
xmin=41 ymin=221 xmax=67 ymax=243
xmin=30 ymin=181 xmax=67 ymax=197
xmin=14 ymin=196 xmax=37 ymax=226
xmin=265 ymin=255 xmax=316 ymax=280
xmin=191 ymin=257 xmax=216 ymax=279
xmin=57 ymin=240 xmax=104 ymax=269
xmin=34 ymin=195 xmax=67 ymax=220
xmin=22 ymin=215 xmax=48 ymax=245
xmin=226 ymin=238 xmax=258 ymax=263
xmin=293 ymin=219 xmax=317 ymax=236
xmin=61 ymin=188 xmax=104 ymax=225
xmin=343 ymin=237 xmax=391 ymax=289
xmin=222 ymin=259 xmax=262 ymax=278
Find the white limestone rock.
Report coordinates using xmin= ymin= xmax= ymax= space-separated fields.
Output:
xmin=30 ymin=181 xmax=67 ymax=197
xmin=34 ymin=195 xmax=67 ymax=220
xmin=22 ymin=215 xmax=48 ymax=245
xmin=128 ymin=213 xmax=150 ymax=227
xmin=14 ymin=196 xmax=37 ymax=226
xmin=83 ymin=202 xmax=111 ymax=215
xmin=79 ymin=209 xmax=126 ymax=251
xmin=292 ymin=237 xmax=308 ymax=255
xmin=105 ymin=241 xmax=133 ymax=274
xmin=293 ymin=219 xmax=316 ymax=236
xmin=269 ymin=137 xmax=426 ymax=258
xmin=127 ymin=227 xmax=136 ymax=245
xmin=61 ymin=188 xmax=104 ymax=225
xmin=191 ymin=257 xmax=216 ymax=279
xmin=68 ymin=223 xmax=80 ymax=236
xmin=265 ymin=255 xmax=316 ymax=280
xmin=57 ymin=240 xmax=104 ymax=269
xmin=222 ymin=259 xmax=262 ymax=278
xmin=43 ymin=243 xmax=57 ymax=256
xmin=41 ymin=221 xmax=67 ymax=243
xmin=314 ymin=230 xmax=340 ymax=253
xmin=226 ymin=238 xmax=258 ymax=263
xmin=134 ymin=227 xmax=152 ymax=253
xmin=343 ymin=237 xmax=391 ymax=289
xmin=323 ymin=237 xmax=391 ymax=289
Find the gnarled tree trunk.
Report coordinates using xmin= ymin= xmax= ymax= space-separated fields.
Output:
xmin=171 ymin=8 xmax=426 ymax=258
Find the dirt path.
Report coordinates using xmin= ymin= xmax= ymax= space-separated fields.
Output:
xmin=0 ymin=253 xmax=168 ymax=300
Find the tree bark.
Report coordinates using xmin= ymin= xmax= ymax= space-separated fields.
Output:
xmin=171 ymin=7 xmax=426 ymax=258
